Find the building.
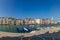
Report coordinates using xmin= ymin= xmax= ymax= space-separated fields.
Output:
xmin=0 ymin=17 xmax=3 ymax=24
xmin=23 ymin=18 xmax=29 ymax=25
xmin=16 ymin=19 xmax=23 ymax=25
xmin=2 ymin=17 xmax=9 ymax=24
xmin=34 ymin=18 xmax=41 ymax=24
xmin=0 ymin=17 xmax=16 ymax=25
xmin=0 ymin=17 xmax=57 ymax=25
xmin=23 ymin=18 xmax=35 ymax=25
xmin=10 ymin=18 xmax=16 ymax=25
xmin=28 ymin=18 xmax=35 ymax=25
xmin=0 ymin=17 xmax=9 ymax=25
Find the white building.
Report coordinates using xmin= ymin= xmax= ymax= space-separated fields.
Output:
xmin=34 ymin=18 xmax=41 ymax=24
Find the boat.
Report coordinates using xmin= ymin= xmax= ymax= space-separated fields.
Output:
xmin=16 ymin=27 xmax=32 ymax=32
xmin=16 ymin=27 xmax=37 ymax=33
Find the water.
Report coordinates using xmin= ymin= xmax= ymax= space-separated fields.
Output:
xmin=0 ymin=24 xmax=59 ymax=33
xmin=0 ymin=25 xmax=19 ymax=33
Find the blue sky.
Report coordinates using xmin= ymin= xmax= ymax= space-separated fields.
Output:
xmin=0 ymin=0 xmax=60 ymax=20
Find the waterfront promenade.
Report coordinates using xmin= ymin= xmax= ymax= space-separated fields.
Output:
xmin=0 ymin=26 xmax=59 ymax=37
xmin=0 ymin=26 xmax=60 ymax=40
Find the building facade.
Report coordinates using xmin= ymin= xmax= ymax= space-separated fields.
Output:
xmin=34 ymin=18 xmax=41 ymax=24
xmin=16 ymin=19 xmax=23 ymax=25
xmin=0 ymin=17 xmax=57 ymax=25
xmin=28 ymin=18 xmax=35 ymax=25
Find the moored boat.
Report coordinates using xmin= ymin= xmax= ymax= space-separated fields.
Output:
xmin=16 ymin=27 xmax=37 ymax=33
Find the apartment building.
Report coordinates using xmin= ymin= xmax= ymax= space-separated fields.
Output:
xmin=28 ymin=18 xmax=35 ymax=25
xmin=0 ymin=17 xmax=16 ymax=25
xmin=2 ymin=17 xmax=9 ymax=24
xmin=34 ymin=18 xmax=41 ymax=24
xmin=0 ymin=17 xmax=57 ymax=25
xmin=23 ymin=18 xmax=29 ymax=25
xmin=16 ymin=19 xmax=23 ymax=25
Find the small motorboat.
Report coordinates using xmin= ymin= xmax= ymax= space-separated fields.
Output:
xmin=16 ymin=27 xmax=24 ymax=32
xmin=16 ymin=27 xmax=32 ymax=32
xmin=16 ymin=27 xmax=38 ymax=33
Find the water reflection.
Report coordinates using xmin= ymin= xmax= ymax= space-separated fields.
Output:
xmin=0 ymin=25 xmax=17 ymax=32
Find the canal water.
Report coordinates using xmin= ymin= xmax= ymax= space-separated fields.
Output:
xmin=0 ymin=25 xmax=18 ymax=33
xmin=0 ymin=24 xmax=59 ymax=33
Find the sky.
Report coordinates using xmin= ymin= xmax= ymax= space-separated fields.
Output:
xmin=0 ymin=0 xmax=60 ymax=20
